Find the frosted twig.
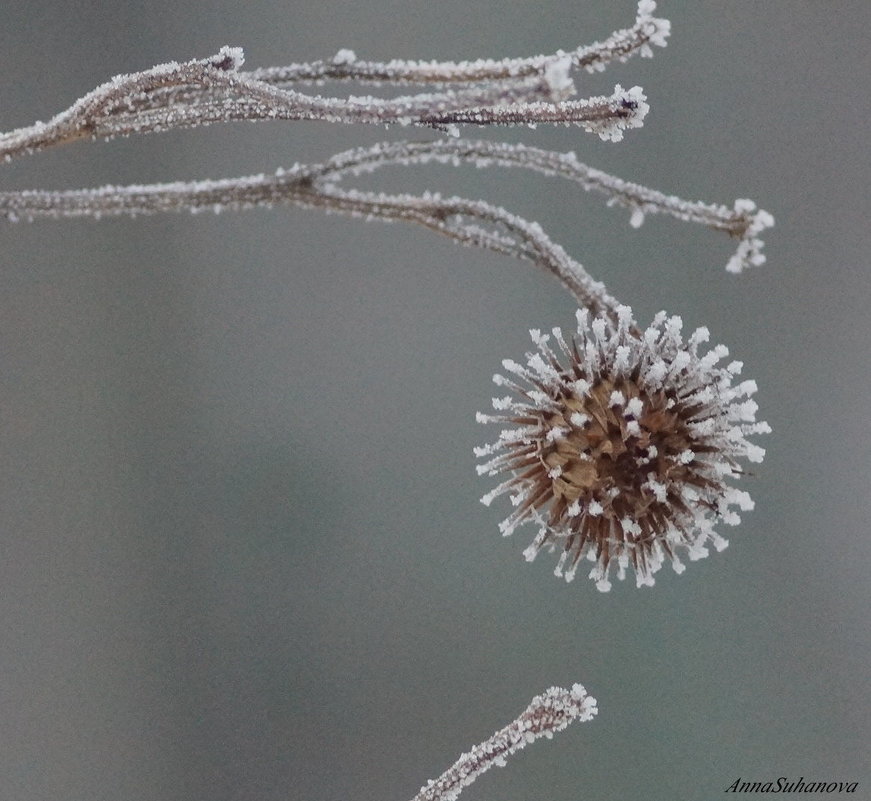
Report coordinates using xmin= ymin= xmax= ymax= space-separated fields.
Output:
xmin=0 ymin=48 xmax=244 ymax=163
xmin=76 ymin=81 xmax=647 ymax=140
xmin=73 ymin=0 xmax=669 ymax=135
xmin=411 ymin=683 xmax=597 ymax=801
xmin=245 ymin=0 xmax=669 ymax=86
xmin=0 ymin=0 xmax=667 ymax=166
xmin=308 ymin=139 xmax=775 ymax=271
xmin=0 ymin=138 xmax=773 ymax=274
xmin=296 ymin=185 xmax=620 ymax=316
xmin=0 ymin=49 xmax=643 ymax=159
xmin=103 ymin=0 xmax=666 ymax=138
xmin=0 ymin=164 xmax=617 ymax=315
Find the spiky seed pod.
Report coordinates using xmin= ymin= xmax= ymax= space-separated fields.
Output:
xmin=475 ymin=305 xmax=769 ymax=591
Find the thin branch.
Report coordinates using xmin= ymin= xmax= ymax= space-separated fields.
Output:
xmin=0 ymin=48 xmax=247 ymax=162
xmin=406 ymin=86 xmax=647 ymax=139
xmin=0 ymin=167 xmax=618 ymax=316
xmin=313 ymin=138 xmax=776 ymax=271
xmin=411 ymin=684 xmax=598 ymax=801
xmin=112 ymin=0 xmax=670 ymax=138
xmin=246 ymin=0 xmax=669 ymax=86
xmin=0 ymin=138 xmax=774 ymax=274
xmin=110 ymin=0 xmax=669 ymax=119
xmin=81 ymin=82 xmax=646 ymax=140
xmin=295 ymin=184 xmax=620 ymax=317
xmin=72 ymin=0 xmax=669 ymax=143
xmin=0 ymin=7 xmax=663 ymax=166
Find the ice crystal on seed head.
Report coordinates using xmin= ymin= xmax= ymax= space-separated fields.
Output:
xmin=475 ymin=305 xmax=769 ymax=591
xmin=726 ymin=199 xmax=776 ymax=274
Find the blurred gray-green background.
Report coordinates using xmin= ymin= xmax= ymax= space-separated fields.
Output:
xmin=1 ymin=1 xmax=869 ymax=800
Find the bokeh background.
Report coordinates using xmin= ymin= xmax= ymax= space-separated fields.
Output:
xmin=1 ymin=1 xmax=869 ymax=799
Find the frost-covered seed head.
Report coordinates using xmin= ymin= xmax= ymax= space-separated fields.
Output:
xmin=476 ymin=305 xmax=769 ymax=591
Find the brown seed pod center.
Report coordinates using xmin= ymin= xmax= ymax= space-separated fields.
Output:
xmin=539 ymin=378 xmax=694 ymax=515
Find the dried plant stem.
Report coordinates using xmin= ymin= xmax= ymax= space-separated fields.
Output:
xmin=306 ymin=139 xmax=771 ymax=242
xmin=0 ymin=29 xmax=655 ymax=165
xmin=301 ymin=185 xmax=619 ymax=316
xmin=0 ymin=50 xmax=243 ymax=162
xmin=0 ymin=138 xmax=773 ymax=280
xmin=8 ymin=0 xmax=668 ymax=145
xmin=245 ymin=4 xmax=669 ymax=86
xmin=0 ymin=172 xmax=615 ymax=316
xmin=411 ymin=684 xmax=597 ymax=801
xmin=94 ymin=83 xmax=643 ymax=134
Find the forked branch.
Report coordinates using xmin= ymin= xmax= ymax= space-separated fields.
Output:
xmin=0 ymin=1 xmax=669 ymax=163
xmin=0 ymin=138 xmax=774 ymax=286
xmin=0 ymin=0 xmax=771 ymax=290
